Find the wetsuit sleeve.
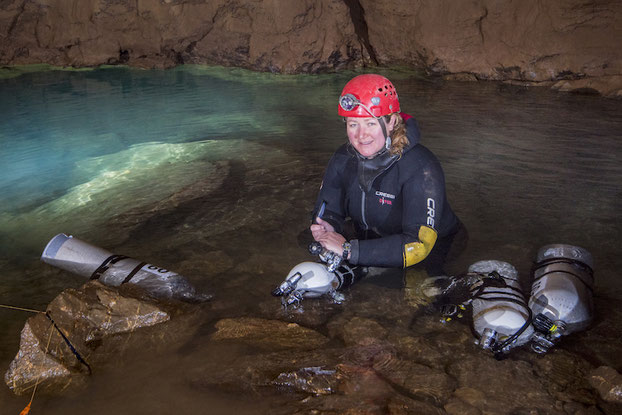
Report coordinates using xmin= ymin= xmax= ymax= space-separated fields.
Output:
xmin=351 ymin=156 xmax=447 ymax=268
xmin=311 ymin=152 xmax=347 ymax=233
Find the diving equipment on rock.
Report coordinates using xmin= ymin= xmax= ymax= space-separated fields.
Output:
xmin=272 ymin=242 xmax=357 ymax=306
xmin=41 ymin=233 xmax=209 ymax=302
xmin=465 ymin=260 xmax=534 ymax=357
xmin=528 ymin=244 xmax=594 ymax=354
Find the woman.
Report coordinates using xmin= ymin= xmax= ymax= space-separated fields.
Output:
xmin=311 ymin=74 xmax=461 ymax=282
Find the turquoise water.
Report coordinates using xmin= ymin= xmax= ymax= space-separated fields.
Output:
xmin=1 ymin=65 xmax=622 ymax=413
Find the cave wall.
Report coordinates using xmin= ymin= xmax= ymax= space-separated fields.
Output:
xmin=1 ymin=0 xmax=621 ymax=96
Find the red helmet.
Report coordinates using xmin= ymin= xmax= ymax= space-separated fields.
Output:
xmin=338 ymin=74 xmax=400 ymax=118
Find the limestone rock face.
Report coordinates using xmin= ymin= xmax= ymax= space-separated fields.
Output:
xmin=0 ymin=0 xmax=363 ymax=73
xmin=361 ymin=0 xmax=622 ymax=81
xmin=1 ymin=0 xmax=621 ymax=95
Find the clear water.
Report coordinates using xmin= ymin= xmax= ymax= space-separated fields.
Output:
xmin=1 ymin=65 xmax=622 ymax=413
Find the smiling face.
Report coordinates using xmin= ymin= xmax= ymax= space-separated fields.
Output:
xmin=345 ymin=116 xmax=396 ymax=158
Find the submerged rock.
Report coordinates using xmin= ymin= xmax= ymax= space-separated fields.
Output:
xmin=327 ymin=316 xmax=389 ymax=347
xmin=446 ymin=354 xmax=566 ymax=415
xmin=4 ymin=280 xmax=201 ymax=395
xmin=589 ymin=366 xmax=622 ymax=403
xmin=188 ymin=347 xmax=344 ymax=395
xmin=4 ymin=320 xmax=81 ymax=395
xmin=271 ymin=366 xmax=337 ymax=395
xmin=211 ymin=317 xmax=329 ymax=351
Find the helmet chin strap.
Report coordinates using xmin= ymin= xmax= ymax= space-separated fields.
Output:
xmin=380 ymin=117 xmax=391 ymax=150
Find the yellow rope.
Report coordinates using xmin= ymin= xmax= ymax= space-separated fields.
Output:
xmin=20 ymin=319 xmax=55 ymax=415
xmin=0 ymin=304 xmax=44 ymax=314
xmin=1 ymin=303 xmax=51 ymax=414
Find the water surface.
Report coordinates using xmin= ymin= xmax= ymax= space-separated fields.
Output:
xmin=1 ymin=65 xmax=621 ymax=414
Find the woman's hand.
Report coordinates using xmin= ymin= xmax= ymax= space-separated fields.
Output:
xmin=310 ymin=217 xmax=335 ymax=240
xmin=315 ymin=231 xmax=347 ymax=257
xmin=311 ymin=218 xmax=347 ymax=256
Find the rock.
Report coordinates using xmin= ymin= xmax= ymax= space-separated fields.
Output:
xmin=552 ymin=75 xmax=622 ymax=98
xmin=444 ymin=396 xmax=482 ymax=415
xmin=327 ymin=316 xmax=388 ymax=347
xmin=388 ymin=395 xmax=446 ymax=415
xmin=446 ymin=354 xmax=564 ymax=414
xmin=443 ymin=73 xmax=479 ymax=82
xmin=588 ymin=366 xmax=622 ymax=403
xmin=210 ymin=317 xmax=329 ymax=351
xmin=188 ymin=347 xmax=344 ymax=395
xmin=4 ymin=280 xmax=200 ymax=395
xmin=271 ymin=366 xmax=338 ymax=395
xmin=361 ymin=0 xmax=622 ymax=83
xmin=4 ymin=320 xmax=82 ymax=395
xmin=528 ymin=349 xmax=597 ymax=405
xmin=0 ymin=0 xmax=362 ymax=73
xmin=2 ymin=0 xmax=620 ymax=95
xmin=372 ymin=356 xmax=457 ymax=406
xmin=258 ymin=294 xmax=344 ymax=328
xmin=387 ymin=334 xmax=445 ymax=368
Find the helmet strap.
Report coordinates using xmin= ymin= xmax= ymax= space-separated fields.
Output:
xmin=379 ymin=117 xmax=391 ymax=150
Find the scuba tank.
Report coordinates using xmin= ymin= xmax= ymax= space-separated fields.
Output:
xmin=41 ymin=233 xmax=209 ymax=302
xmin=528 ymin=244 xmax=594 ymax=353
xmin=467 ymin=260 xmax=534 ymax=357
xmin=272 ymin=242 xmax=357 ymax=306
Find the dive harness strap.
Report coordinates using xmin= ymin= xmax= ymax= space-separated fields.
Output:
xmin=122 ymin=262 xmax=147 ymax=284
xmin=444 ymin=271 xmax=533 ymax=359
xmin=90 ymin=255 xmax=128 ymax=280
xmin=532 ymin=258 xmax=594 ymax=292
xmin=90 ymin=255 xmax=147 ymax=285
xmin=473 ymin=271 xmax=533 ymax=358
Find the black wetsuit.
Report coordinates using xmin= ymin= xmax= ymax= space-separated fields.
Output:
xmin=313 ymin=114 xmax=460 ymax=273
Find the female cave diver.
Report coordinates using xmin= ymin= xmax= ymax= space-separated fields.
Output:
xmin=273 ymin=74 xmax=465 ymax=306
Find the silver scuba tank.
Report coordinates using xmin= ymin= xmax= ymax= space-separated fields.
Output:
xmin=272 ymin=241 xmax=359 ymax=306
xmin=41 ymin=233 xmax=209 ymax=302
xmin=528 ymin=244 xmax=594 ymax=353
xmin=468 ymin=260 xmax=534 ymax=356
xmin=272 ymin=261 xmax=356 ymax=305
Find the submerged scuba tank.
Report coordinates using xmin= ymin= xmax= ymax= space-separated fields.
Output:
xmin=467 ymin=260 xmax=533 ymax=356
xmin=272 ymin=242 xmax=358 ymax=306
xmin=528 ymin=244 xmax=594 ymax=353
xmin=41 ymin=233 xmax=209 ymax=302
xmin=273 ymin=262 xmax=336 ymax=304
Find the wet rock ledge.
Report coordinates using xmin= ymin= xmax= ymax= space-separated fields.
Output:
xmin=1 ymin=0 xmax=621 ymax=97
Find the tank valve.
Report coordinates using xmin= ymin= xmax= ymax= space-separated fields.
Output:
xmin=271 ymin=272 xmax=302 ymax=297
xmin=309 ymin=242 xmax=342 ymax=272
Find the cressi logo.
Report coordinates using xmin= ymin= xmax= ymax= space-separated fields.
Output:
xmin=427 ymin=197 xmax=435 ymax=227
xmin=376 ymin=190 xmax=395 ymax=206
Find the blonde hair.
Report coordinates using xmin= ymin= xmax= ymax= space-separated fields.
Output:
xmin=386 ymin=114 xmax=409 ymax=156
